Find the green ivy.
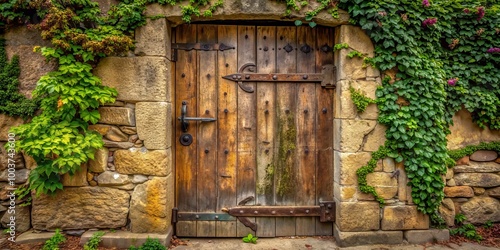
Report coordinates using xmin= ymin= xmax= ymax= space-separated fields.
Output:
xmin=447 ymin=141 xmax=500 ymax=164
xmin=337 ymin=0 xmax=500 ymax=220
xmin=0 ymin=39 xmax=39 ymax=119
xmin=349 ymin=86 xmax=375 ymax=113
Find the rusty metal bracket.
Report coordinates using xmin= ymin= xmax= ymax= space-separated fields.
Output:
xmin=319 ymin=201 xmax=335 ymax=222
xmin=222 ymin=63 xmax=336 ymax=93
xmin=176 ymin=212 xmax=236 ymax=221
xmin=172 ymin=43 xmax=235 ymax=61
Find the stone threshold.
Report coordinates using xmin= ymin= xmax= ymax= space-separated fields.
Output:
xmin=15 ymin=228 xmax=173 ymax=248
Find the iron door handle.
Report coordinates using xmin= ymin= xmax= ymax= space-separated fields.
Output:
xmin=178 ymin=101 xmax=217 ymax=132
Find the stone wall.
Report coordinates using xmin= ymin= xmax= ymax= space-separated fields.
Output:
xmin=440 ymin=150 xmax=500 ymax=226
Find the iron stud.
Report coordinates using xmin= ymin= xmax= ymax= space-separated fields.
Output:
xmin=273 ymin=75 xmax=278 ymax=80
xmin=205 ymin=149 xmax=209 ymax=153
xmin=322 ymin=108 xmax=327 ymax=114
xmin=224 ymin=109 xmax=228 ymax=113
xmin=303 ymin=75 xmax=308 ymax=80
xmin=224 ymin=149 xmax=229 ymax=154
xmin=245 ymin=74 xmax=250 ymax=79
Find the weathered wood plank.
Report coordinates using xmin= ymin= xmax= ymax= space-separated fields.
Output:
xmin=216 ymin=25 xmax=238 ymax=237
xmin=236 ymin=25 xmax=257 ymax=237
xmin=295 ymin=25 xmax=317 ymax=236
xmin=175 ymin=24 xmax=198 ymax=237
xmin=255 ymin=26 xmax=277 ymax=238
xmin=275 ymin=26 xmax=297 ymax=237
xmin=315 ymin=26 xmax=335 ymax=236
xmin=196 ymin=24 xmax=218 ymax=237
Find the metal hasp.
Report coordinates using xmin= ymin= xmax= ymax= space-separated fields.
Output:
xmin=178 ymin=101 xmax=216 ymax=133
xmin=222 ymin=63 xmax=336 ymax=93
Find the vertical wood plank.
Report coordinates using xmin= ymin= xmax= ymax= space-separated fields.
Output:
xmin=196 ymin=25 xmax=218 ymax=237
xmin=255 ymin=26 xmax=277 ymax=238
xmin=175 ymin=24 xmax=198 ymax=237
xmin=216 ymin=25 xmax=238 ymax=237
xmin=275 ymin=26 xmax=297 ymax=236
xmin=295 ymin=25 xmax=317 ymax=236
xmin=315 ymin=26 xmax=335 ymax=236
xmin=236 ymin=25 xmax=257 ymax=237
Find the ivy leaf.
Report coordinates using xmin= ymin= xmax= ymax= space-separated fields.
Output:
xmin=308 ymin=21 xmax=317 ymax=28
xmin=294 ymin=20 xmax=303 ymax=26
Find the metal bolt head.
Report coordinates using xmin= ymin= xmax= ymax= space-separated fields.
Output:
xmin=205 ymin=149 xmax=209 ymax=153
xmin=240 ymin=210 xmax=244 ymax=214
xmin=254 ymin=211 xmax=258 ymax=214
xmin=245 ymin=74 xmax=250 ymax=79
xmin=303 ymin=75 xmax=308 ymax=80
xmin=306 ymin=210 xmax=310 ymax=214
xmin=215 ymin=215 xmax=219 ymax=220
xmin=273 ymin=75 xmax=278 ymax=80
xmin=196 ymin=215 xmax=199 ymax=219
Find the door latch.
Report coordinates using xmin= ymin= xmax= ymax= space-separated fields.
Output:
xmin=178 ymin=101 xmax=216 ymax=146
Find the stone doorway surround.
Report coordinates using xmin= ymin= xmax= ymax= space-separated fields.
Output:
xmin=0 ymin=0 xmax=468 ymax=247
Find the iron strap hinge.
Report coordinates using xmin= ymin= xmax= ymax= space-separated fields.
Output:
xmin=221 ymin=202 xmax=335 ymax=222
xmin=171 ymin=43 xmax=235 ymax=62
xmin=222 ymin=63 xmax=336 ymax=93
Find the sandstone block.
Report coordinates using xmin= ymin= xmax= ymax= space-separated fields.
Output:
xmin=135 ymin=18 xmax=170 ymax=56
xmin=336 ymin=201 xmax=380 ymax=231
xmin=97 ymin=171 xmax=131 ymax=186
xmin=0 ymin=142 xmax=25 ymax=170
xmin=5 ymin=45 xmax=56 ymax=98
xmin=103 ymin=140 xmax=134 ymax=149
xmin=453 ymin=161 xmax=500 ymax=173
xmin=22 ymin=152 xmax=37 ymax=169
xmin=130 ymin=176 xmax=173 ymax=233
xmin=333 ymin=182 xmax=355 ymax=202
xmin=444 ymin=186 xmax=474 ymax=198
xmin=120 ymin=126 xmax=137 ymax=135
xmin=470 ymin=150 xmax=498 ymax=162
xmin=473 ymin=187 xmax=485 ymax=195
xmin=334 ymin=80 xmax=357 ymax=119
xmin=447 ymin=178 xmax=456 ymax=187
xmin=334 ymin=151 xmax=372 ymax=185
xmin=383 ymin=158 xmax=395 ymax=173
xmin=456 ymin=156 xmax=470 ymax=165
xmin=381 ymin=205 xmax=429 ymax=230
xmin=454 ymin=173 xmax=500 ymax=187
xmin=80 ymin=230 xmax=170 ymax=249
xmin=32 ymin=187 xmax=130 ymax=230
xmin=461 ymin=197 xmax=500 ymax=224
xmin=114 ymin=183 xmax=136 ymax=190
xmin=487 ymin=187 xmax=500 ymax=198
xmin=61 ymin=164 xmax=88 ymax=187
xmin=132 ymin=175 xmax=149 ymax=184
xmin=404 ymin=229 xmax=449 ymax=244
xmin=334 ymin=119 xmax=377 ymax=152
xmin=88 ymin=148 xmax=108 ymax=173
xmin=0 ymin=169 xmax=29 ymax=184
xmin=439 ymin=198 xmax=455 ymax=227
xmin=366 ymin=172 xmax=398 ymax=199
xmin=1 ymin=205 xmax=30 ymax=233
xmin=114 ymin=148 xmax=171 ymax=176
xmin=0 ymin=114 xmax=24 ymax=141
xmin=396 ymin=162 xmax=410 ymax=202
xmin=363 ymin=124 xmax=387 ymax=152
xmin=89 ymin=125 xmax=130 ymax=142
xmin=445 ymin=167 xmax=454 ymax=180
xmin=374 ymin=159 xmax=383 ymax=172
xmin=136 ymin=102 xmax=171 ymax=150
xmin=98 ymin=107 xmax=135 ymax=126
xmin=335 ymin=25 xmax=374 ymax=81
xmin=95 ymin=57 xmax=170 ymax=102
xmin=334 ymin=224 xmax=403 ymax=247
xmin=447 ymin=108 xmax=500 ymax=150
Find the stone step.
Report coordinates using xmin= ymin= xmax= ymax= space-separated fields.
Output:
xmin=454 ymin=161 xmax=500 ymax=173
xmin=15 ymin=230 xmax=55 ymax=244
xmin=80 ymin=228 xmax=172 ymax=249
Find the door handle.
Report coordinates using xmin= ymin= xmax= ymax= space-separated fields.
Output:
xmin=178 ymin=101 xmax=216 ymax=133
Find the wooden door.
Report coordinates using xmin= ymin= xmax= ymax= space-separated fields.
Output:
xmin=174 ymin=24 xmax=335 ymax=237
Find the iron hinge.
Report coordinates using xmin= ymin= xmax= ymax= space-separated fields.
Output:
xmin=171 ymin=43 xmax=235 ymax=62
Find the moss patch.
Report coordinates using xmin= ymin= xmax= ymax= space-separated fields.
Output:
xmin=276 ymin=112 xmax=297 ymax=197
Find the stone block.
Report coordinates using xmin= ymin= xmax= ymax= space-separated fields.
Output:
xmin=461 ymin=197 xmax=500 ymax=224
xmin=5 ymin=45 xmax=56 ymax=98
xmin=456 ymin=156 xmax=470 ymax=165
xmin=333 ymin=182 xmax=356 ymax=202
xmin=0 ymin=142 xmax=25 ymax=170
xmin=80 ymin=229 xmax=171 ymax=249
xmin=362 ymin=124 xmax=386 ymax=152
xmin=445 ymin=167 xmax=454 ymax=180
xmin=334 ymin=224 xmax=403 ymax=247
xmin=61 ymin=164 xmax=88 ymax=187
xmin=89 ymin=125 xmax=129 ymax=142
xmin=103 ymin=140 xmax=134 ymax=149
xmin=95 ymin=57 xmax=170 ymax=102
xmin=396 ymin=162 xmax=410 ymax=202
xmin=404 ymin=229 xmax=449 ymax=244
xmin=446 ymin=108 xmax=500 ymax=150
xmin=334 ymin=80 xmax=357 ymax=119
xmin=0 ymin=114 xmax=24 ymax=141
xmin=439 ymin=198 xmax=455 ymax=227
xmin=453 ymin=161 xmax=500 ymax=173
xmin=454 ymin=173 xmax=500 ymax=187
xmin=334 ymin=151 xmax=372 ymax=185
xmin=15 ymin=231 xmax=56 ymax=244
xmin=1 ymin=205 xmax=30 ymax=233
xmin=334 ymin=119 xmax=377 ymax=152
xmin=22 ymin=152 xmax=37 ymax=169
xmin=88 ymin=148 xmax=108 ymax=173
xmin=4 ymin=26 xmax=50 ymax=46
xmin=96 ymin=171 xmax=131 ymax=186
xmin=135 ymin=18 xmax=170 ymax=56
xmin=336 ymin=201 xmax=380 ymax=231
xmin=98 ymin=107 xmax=135 ymax=126
xmin=32 ymin=187 xmax=130 ymax=230
xmin=130 ymin=176 xmax=172 ymax=233
xmin=383 ymin=158 xmax=395 ymax=173
xmin=334 ymin=25 xmax=374 ymax=81
xmin=136 ymin=102 xmax=171 ymax=150
xmin=120 ymin=126 xmax=137 ymax=135
xmin=366 ymin=172 xmax=398 ymax=199
xmin=114 ymin=148 xmax=171 ymax=176
xmin=0 ymin=168 xmax=29 ymax=184
xmin=470 ymin=150 xmax=498 ymax=162
xmin=444 ymin=186 xmax=474 ymax=198
xmin=381 ymin=205 xmax=429 ymax=230
xmin=473 ymin=187 xmax=485 ymax=195
xmin=487 ymin=187 xmax=500 ymax=198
